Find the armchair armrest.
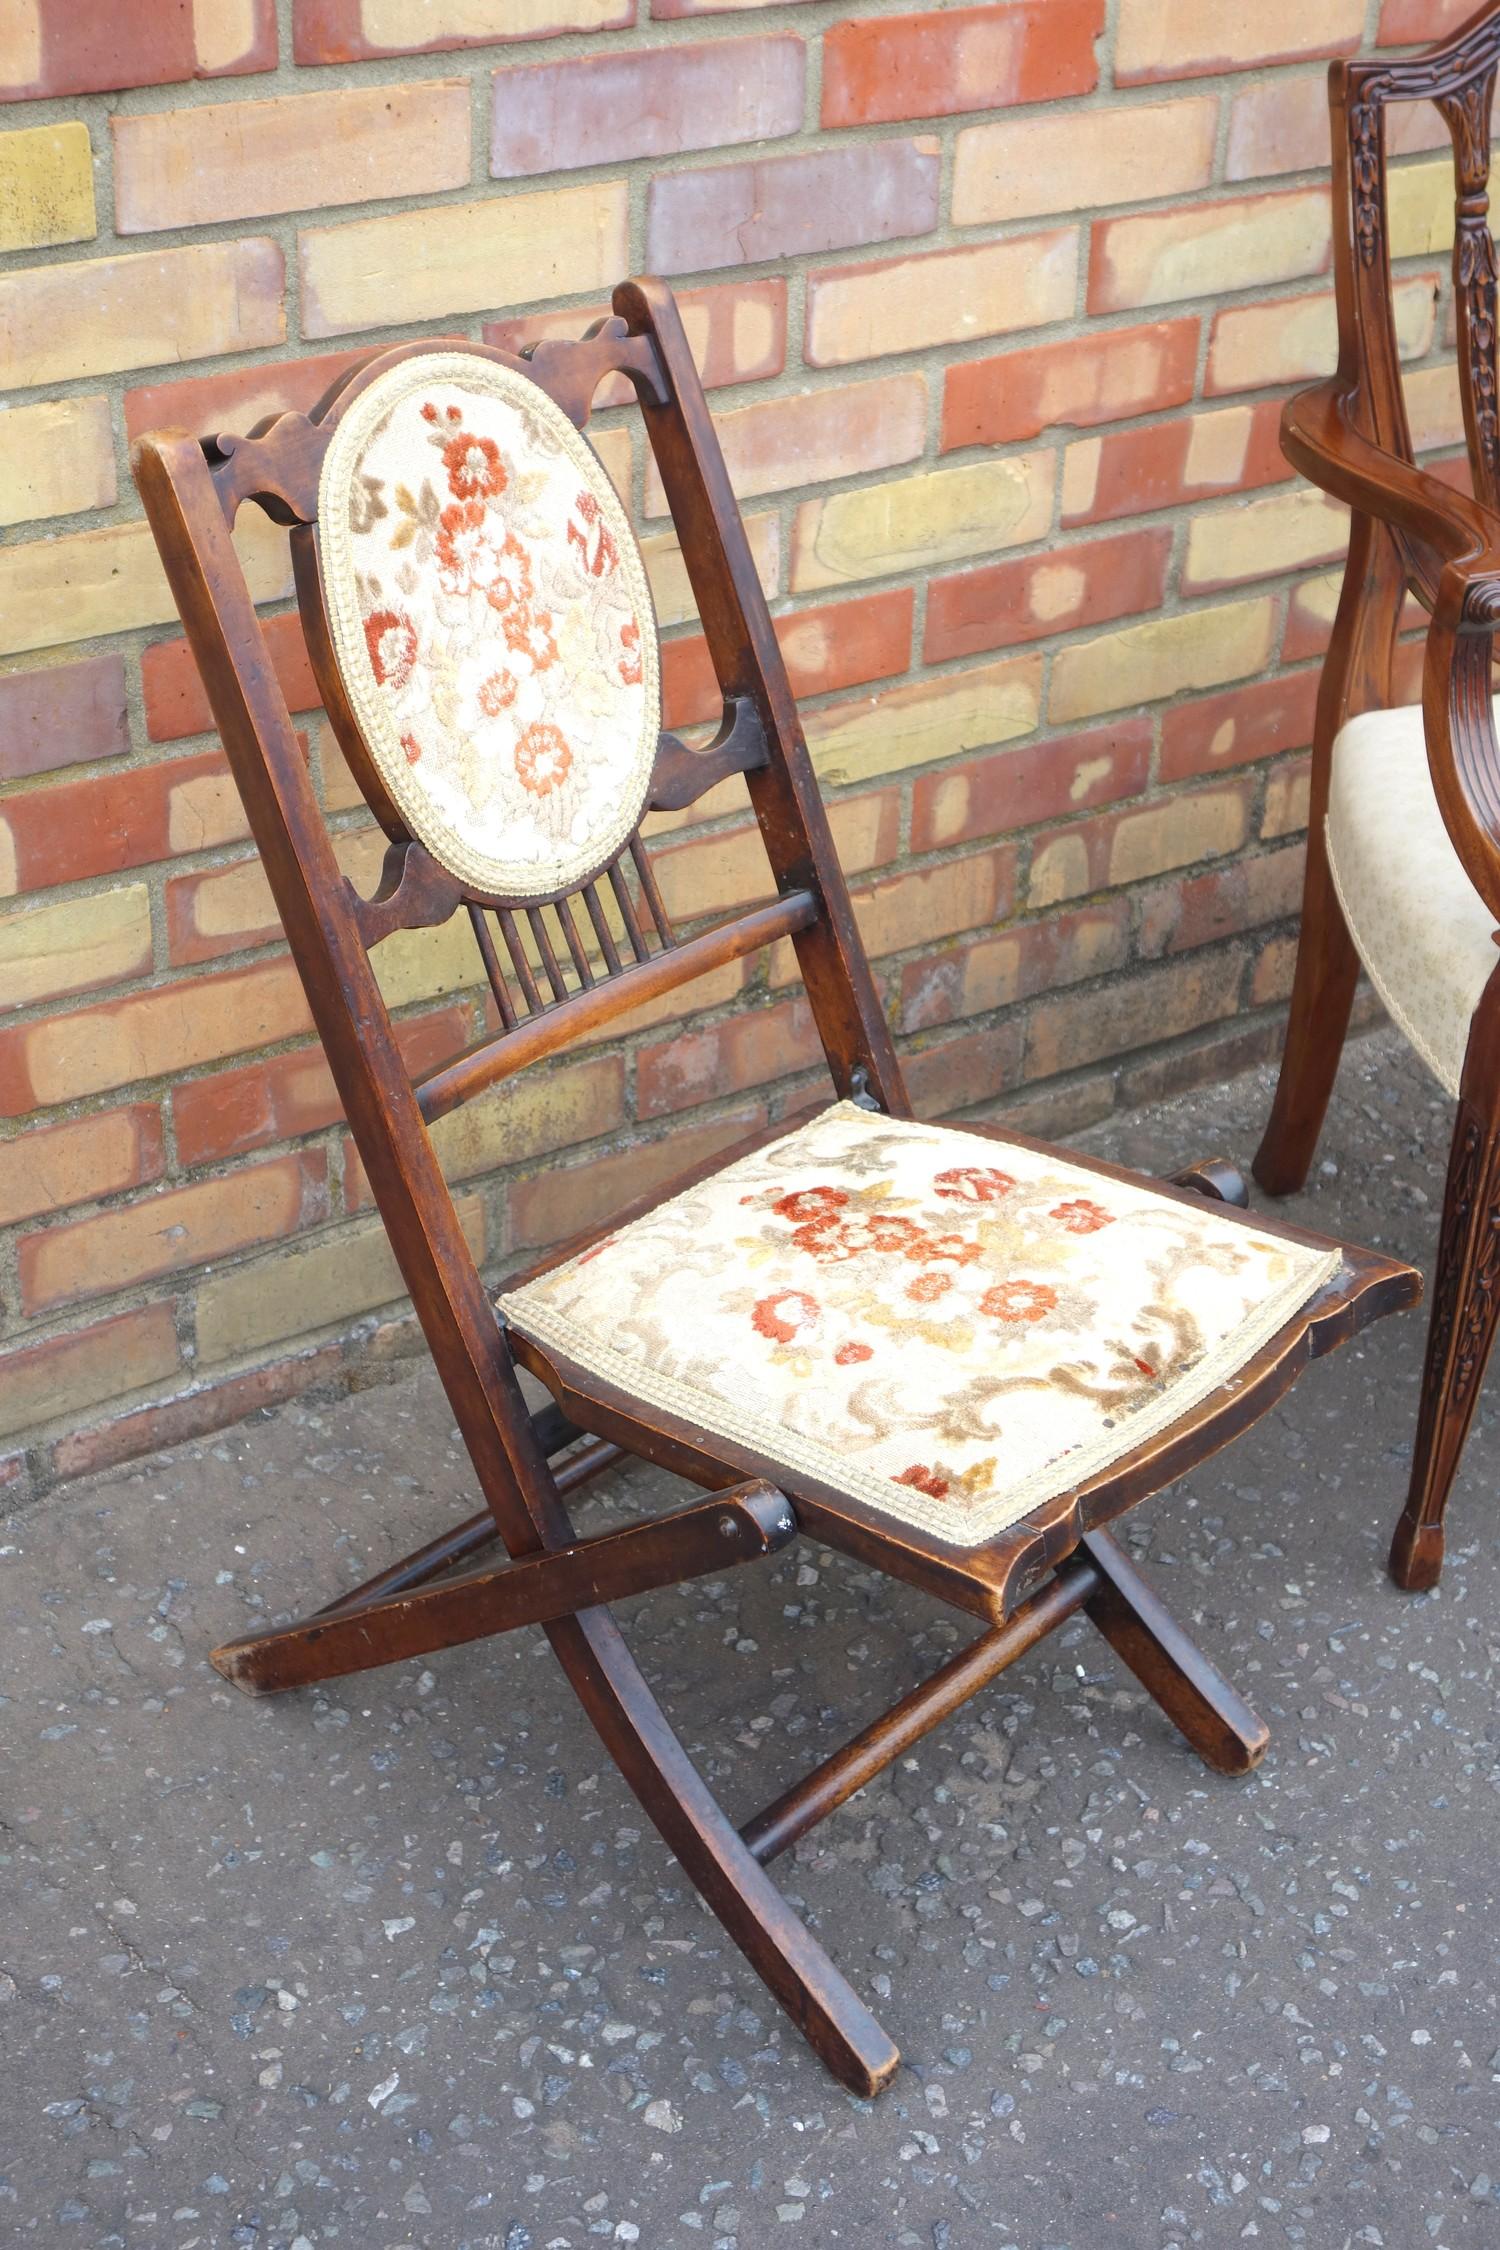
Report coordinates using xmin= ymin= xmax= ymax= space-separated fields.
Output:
xmin=1282 ymin=378 xmax=1500 ymax=928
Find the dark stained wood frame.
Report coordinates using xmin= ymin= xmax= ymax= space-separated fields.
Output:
xmin=133 ymin=276 xmax=1416 ymax=2094
xmin=1253 ymin=0 xmax=1500 ymax=1593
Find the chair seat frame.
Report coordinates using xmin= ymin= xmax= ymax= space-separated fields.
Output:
xmin=1253 ymin=0 xmax=1500 ymax=1593
xmin=134 ymin=277 xmax=1416 ymax=2093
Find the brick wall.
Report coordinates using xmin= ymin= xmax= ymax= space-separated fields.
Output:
xmin=0 ymin=0 xmax=1475 ymax=1499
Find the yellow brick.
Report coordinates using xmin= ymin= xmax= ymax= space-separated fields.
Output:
xmin=0 ymin=121 xmax=95 ymax=252
xmin=1093 ymin=189 xmax=1331 ymax=314
xmin=953 ymin=102 xmax=1216 ymax=228
xmin=361 ymin=0 xmax=625 ymax=37
xmin=21 ymin=961 xmax=311 ymax=1109
xmin=643 ymin=511 xmax=779 ymax=628
xmin=1050 ymin=598 xmax=1277 ymax=723
xmin=1263 ymin=762 xmax=1311 ymax=839
xmin=1116 ymin=0 xmax=1363 ymax=76
xmin=0 ymin=237 xmax=283 ymax=392
xmin=853 ymin=854 xmax=1009 ymax=961
xmin=1289 ymin=569 xmax=1342 ymax=639
xmin=804 ymin=655 xmax=1041 ymax=789
xmin=0 ymin=884 xmax=151 ymax=1010
xmin=1208 ymin=275 xmax=1434 ymax=393
xmin=0 ymin=508 xmax=290 ymax=659
xmin=1404 ymin=361 xmax=1466 ymax=453
xmin=663 ymin=791 xmax=890 ymax=928
xmin=1388 ymin=160 xmax=1455 ymax=260
xmin=805 ymin=232 xmax=1077 ymax=365
xmin=300 ymin=182 xmax=629 ymax=339
xmin=430 ymin=1057 xmax=623 ymax=1184
xmin=1184 ymin=485 xmax=1349 ymax=591
xmin=196 ymin=1193 xmax=486 ymax=1363
xmin=0 ymin=1306 xmax=180 ymax=1443
xmin=790 ymin=452 xmax=1055 ymax=593
xmin=112 ymin=80 xmax=470 ymax=233
xmin=0 ymin=395 xmax=115 ymax=528
xmin=1106 ymin=791 xmax=1247 ymax=888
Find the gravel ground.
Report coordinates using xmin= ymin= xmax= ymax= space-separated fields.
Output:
xmin=4 ymin=1027 xmax=1498 ymax=2250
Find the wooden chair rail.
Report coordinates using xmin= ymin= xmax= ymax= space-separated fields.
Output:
xmin=415 ymin=889 xmax=819 ymax=1124
xmin=212 ymin=1477 xmax=795 ymax=1695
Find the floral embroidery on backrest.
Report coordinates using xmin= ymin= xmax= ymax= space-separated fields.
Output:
xmin=317 ymin=351 xmax=660 ymax=900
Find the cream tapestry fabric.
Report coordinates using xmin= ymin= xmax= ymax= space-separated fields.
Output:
xmin=1326 ymin=701 xmax=1500 ymax=1099
xmin=499 ymin=1103 xmax=1341 ymax=1547
xmin=317 ymin=350 xmax=660 ymax=899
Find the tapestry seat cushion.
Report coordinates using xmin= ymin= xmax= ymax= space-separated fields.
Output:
xmin=498 ymin=1103 xmax=1341 ymax=1549
xmin=317 ymin=348 xmax=660 ymax=901
xmin=1326 ymin=701 xmax=1500 ymax=1099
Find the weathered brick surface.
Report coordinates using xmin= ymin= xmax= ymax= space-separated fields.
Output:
xmin=821 ymin=3 xmax=1102 ymax=128
xmin=0 ymin=0 xmax=1467 ymax=1481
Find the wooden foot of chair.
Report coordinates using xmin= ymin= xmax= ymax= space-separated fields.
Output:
xmin=213 ymin=1481 xmax=794 ymax=1694
xmin=1081 ymin=1528 xmax=1268 ymax=1775
xmin=1388 ymin=1089 xmax=1500 ymax=1591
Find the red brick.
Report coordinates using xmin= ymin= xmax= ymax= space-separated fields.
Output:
xmin=0 ymin=654 xmax=129 ymax=783
xmin=662 ymin=588 xmax=913 ymax=730
xmin=20 ymin=1150 xmax=328 ymax=1313
xmin=2 ymin=0 xmax=275 ymax=101
xmin=1378 ymin=0 xmax=1476 ymax=41
xmin=0 ymin=958 xmax=313 ymax=1117
xmin=899 ymin=902 xmax=1130 ymax=1032
xmin=0 ymin=743 xmax=308 ymax=894
xmin=0 ymin=1303 xmax=181 ymax=1444
xmin=646 ymin=372 xmax=925 ymax=516
xmin=0 ymin=1103 xmax=164 ymax=1227
xmin=294 ymin=0 xmax=633 ymax=62
xmin=941 ymin=319 xmax=1199 ymax=453
xmin=1115 ymin=0 xmax=1363 ymax=83
xmin=172 ymin=1006 xmax=471 ymax=1167
xmin=125 ymin=349 xmax=364 ymax=447
xmin=924 ymin=528 xmax=1171 ymax=665
xmin=485 ymin=279 xmax=786 ymax=407
xmin=1137 ymin=844 xmax=1306 ymax=960
xmin=141 ymin=612 xmax=320 ymax=745
xmin=1159 ymin=671 xmax=1320 ymax=784
xmin=904 ymin=1017 xmax=1024 ymax=1118
xmin=821 ymin=2 xmax=1101 ymax=128
xmin=1061 ymin=399 xmax=1290 ymax=529
xmin=492 ymin=36 xmax=801 ymax=178
xmin=637 ymin=996 xmax=825 ymax=1117
xmin=911 ymin=718 xmax=1152 ymax=853
xmin=646 ymin=141 xmax=941 ymax=275
xmin=47 ymin=1341 xmax=345 ymax=1483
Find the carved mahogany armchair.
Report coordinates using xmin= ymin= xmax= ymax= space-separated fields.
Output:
xmin=1255 ymin=2 xmax=1500 ymax=1592
xmin=133 ymin=278 xmax=1414 ymax=2092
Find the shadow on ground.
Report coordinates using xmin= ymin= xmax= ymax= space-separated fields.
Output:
xmin=3 ymin=1029 xmax=1497 ymax=2249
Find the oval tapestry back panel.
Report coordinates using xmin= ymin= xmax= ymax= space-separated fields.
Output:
xmin=317 ymin=350 xmax=660 ymax=900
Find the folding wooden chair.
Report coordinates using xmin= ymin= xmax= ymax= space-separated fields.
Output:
xmin=134 ymin=277 xmax=1418 ymax=2094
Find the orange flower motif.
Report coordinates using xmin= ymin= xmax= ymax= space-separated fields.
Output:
xmin=400 ymin=731 xmax=424 ymax=765
xmin=895 ymin=1463 xmax=950 ymax=1499
xmin=980 ymin=1279 xmax=1058 ymax=1324
xmin=773 ymin=1186 xmax=849 ymax=1224
xmin=442 ymin=428 xmax=507 ymax=501
xmin=1050 ymin=1198 xmax=1114 ymax=1234
xmin=933 ymin=1166 xmax=1016 ymax=1203
xmin=514 ymin=722 xmax=572 ymax=797
xmin=363 ymin=607 xmax=417 ymax=691
xmin=906 ymin=1270 xmax=951 ymax=1304
xmin=618 ymin=616 xmax=643 ymax=687
xmin=435 ymin=499 xmax=501 ymax=596
xmin=567 ymin=488 xmax=619 ymax=578
xmin=485 ymin=531 xmax=533 ymax=617
xmin=501 ymin=602 xmax=558 ymax=673
xmin=477 ymin=670 xmax=517 ymax=718
xmin=835 ymin=1340 xmax=873 ymax=1365
xmin=751 ymin=1289 xmax=820 ymax=1344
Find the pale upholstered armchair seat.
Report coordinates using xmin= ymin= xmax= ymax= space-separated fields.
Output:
xmin=1325 ymin=704 xmax=1500 ymax=1100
